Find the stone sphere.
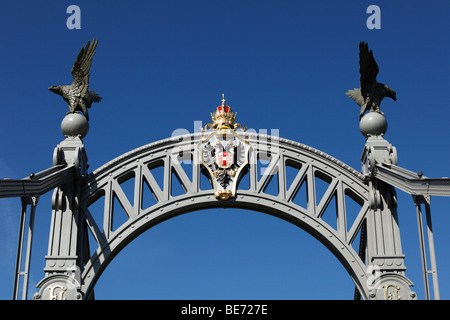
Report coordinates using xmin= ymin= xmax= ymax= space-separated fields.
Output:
xmin=359 ymin=112 xmax=387 ymax=137
xmin=61 ymin=112 xmax=89 ymax=139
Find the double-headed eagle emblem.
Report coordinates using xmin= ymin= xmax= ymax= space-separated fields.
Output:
xmin=199 ymin=95 xmax=250 ymax=200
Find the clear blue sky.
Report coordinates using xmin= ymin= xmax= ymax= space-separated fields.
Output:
xmin=0 ymin=0 xmax=449 ymax=300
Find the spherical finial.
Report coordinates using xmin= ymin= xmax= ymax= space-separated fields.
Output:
xmin=359 ymin=112 xmax=387 ymax=137
xmin=61 ymin=112 xmax=89 ymax=139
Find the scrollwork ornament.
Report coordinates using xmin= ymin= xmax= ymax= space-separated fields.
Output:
xmin=388 ymin=145 xmax=397 ymax=165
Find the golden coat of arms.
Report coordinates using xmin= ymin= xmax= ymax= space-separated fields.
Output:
xmin=199 ymin=95 xmax=250 ymax=200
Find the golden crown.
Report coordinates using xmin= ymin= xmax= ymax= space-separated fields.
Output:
xmin=210 ymin=94 xmax=236 ymax=129
xmin=201 ymin=94 xmax=247 ymax=133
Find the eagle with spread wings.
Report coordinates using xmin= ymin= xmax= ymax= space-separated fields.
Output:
xmin=49 ymin=39 xmax=102 ymax=121
xmin=346 ymin=41 xmax=396 ymax=120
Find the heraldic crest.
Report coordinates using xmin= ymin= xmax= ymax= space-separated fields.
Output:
xmin=199 ymin=95 xmax=250 ymax=200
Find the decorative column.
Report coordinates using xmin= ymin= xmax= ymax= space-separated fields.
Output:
xmin=34 ymin=113 xmax=89 ymax=300
xmin=359 ymin=112 xmax=416 ymax=300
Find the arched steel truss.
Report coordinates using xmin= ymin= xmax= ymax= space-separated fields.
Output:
xmin=76 ymin=133 xmax=373 ymax=299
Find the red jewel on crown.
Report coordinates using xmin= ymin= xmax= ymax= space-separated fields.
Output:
xmin=217 ymin=106 xmax=230 ymax=113
xmin=209 ymin=94 xmax=236 ymax=129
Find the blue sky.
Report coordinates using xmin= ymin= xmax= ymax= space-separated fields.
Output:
xmin=0 ymin=0 xmax=449 ymax=300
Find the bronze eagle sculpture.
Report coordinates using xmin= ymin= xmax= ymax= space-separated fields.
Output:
xmin=346 ymin=41 xmax=396 ymax=120
xmin=49 ymin=38 xmax=102 ymax=121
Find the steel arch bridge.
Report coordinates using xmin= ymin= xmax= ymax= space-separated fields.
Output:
xmin=2 ymin=97 xmax=449 ymax=300
xmin=2 ymin=36 xmax=448 ymax=301
xmin=1 ymin=37 xmax=448 ymax=301
xmin=78 ymin=132 xmax=372 ymax=299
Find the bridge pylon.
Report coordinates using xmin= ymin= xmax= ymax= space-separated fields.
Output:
xmin=359 ymin=112 xmax=416 ymax=299
xmin=33 ymin=113 xmax=89 ymax=300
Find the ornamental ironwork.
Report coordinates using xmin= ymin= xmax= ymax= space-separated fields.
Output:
xmin=199 ymin=95 xmax=250 ymax=200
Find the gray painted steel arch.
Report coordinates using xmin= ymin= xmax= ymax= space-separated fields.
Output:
xmin=78 ymin=132 xmax=373 ymax=299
